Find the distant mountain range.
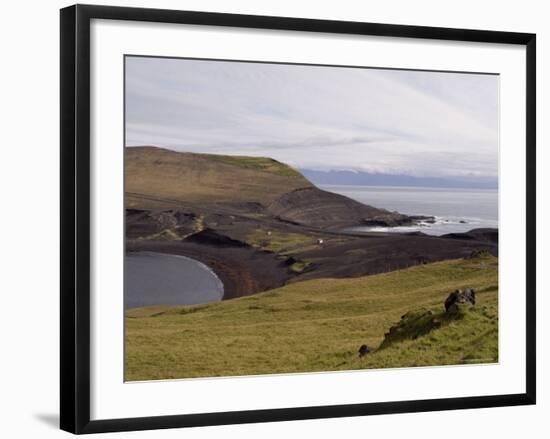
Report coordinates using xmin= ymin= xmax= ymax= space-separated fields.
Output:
xmin=299 ymin=169 xmax=498 ymax=190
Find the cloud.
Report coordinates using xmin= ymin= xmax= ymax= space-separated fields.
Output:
xmin=125 ymin=57 xmax=499 ymax=178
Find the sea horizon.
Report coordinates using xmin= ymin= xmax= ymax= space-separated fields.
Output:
xmin=319 ymin=183 xmax=498 ymax=236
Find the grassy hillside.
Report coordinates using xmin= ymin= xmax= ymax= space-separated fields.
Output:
xmin=125 ymin=146 xmax=407 ymax=229
xmin=125 ymin=254 xmax=498 ymax=381
xmin=125 ymin=146 xmax=312 ymax=208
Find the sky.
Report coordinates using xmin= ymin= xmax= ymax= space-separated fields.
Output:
xmin=125 ymin=56 xmax=499 ymax=179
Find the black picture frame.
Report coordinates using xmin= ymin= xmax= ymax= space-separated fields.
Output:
xmin=60 ymin=4 xmax=536 ymax=434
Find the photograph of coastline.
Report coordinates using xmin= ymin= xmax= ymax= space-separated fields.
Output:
xmin=124 ymin=56 xmax=499 ymax=381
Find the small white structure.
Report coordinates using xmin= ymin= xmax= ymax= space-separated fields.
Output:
xmin=266 ymin=231 xmax=272 ymax=236
xmin=317 ymin=239 xmax=324 ymax=245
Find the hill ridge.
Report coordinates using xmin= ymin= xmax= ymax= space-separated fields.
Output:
xmin=125 ymin=146 xmax=313 ymax=207
xmin=125 ymin=146 xmax=412 ymax=229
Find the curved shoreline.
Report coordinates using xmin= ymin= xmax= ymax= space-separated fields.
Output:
xmin=125 ymin=251 xmax=225 ymax=308
xmin=126 ymin=240 xmax=292 ymax=300
xmin=126 ymin=227 xmax=497 ymax=303
xmin=130 ymin=250 xmax=225 ymax=298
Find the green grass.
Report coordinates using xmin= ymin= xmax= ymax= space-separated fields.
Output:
xmin=206 ymin=154 xmax=303 ymax=177
xmin=125 ymin=254 xmax=498 ymax=381
xmin=289 ymin=260 xmax=312 ymax=273
xmin=192 ymin=214 xmax=204 ymax=233
xmin=365 ymin=303 xmax=498 ymax=368
xmin=245 ymin=229 xmax=314 ymax=253
xmin=140 ymin=229 xmax=181 ymax=241
xmin=125 ymin=147 xmax=312 ymax=207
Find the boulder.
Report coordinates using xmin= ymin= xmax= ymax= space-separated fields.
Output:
xmin=358 ymin=344 xmax=370 ymax=357
xmin=444 ymin=288 xmax=476 ymax=314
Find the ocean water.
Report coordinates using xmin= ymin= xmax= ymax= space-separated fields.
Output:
xmin=125 ymin=252 xmax=224 ymax=309
xmin=319 ymin=184 xmax=498 ymax=236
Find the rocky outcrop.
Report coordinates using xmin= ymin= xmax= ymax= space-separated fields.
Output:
xmin=184 ymin=228 xmax=250 ymax=248
xmin=362 ymin=214 xmax=435 ymax=227
xmin=379 ymin=309 xmax=441 ymax=349
xmin=358 ymin=344 xmax=370 ymax=357
xmin=379 ymin=287 xmax=478 ymax=349
xmin=267 ymin=186 xmax=412 ymax=230
xmin=444 ymin=288 xmax=476 ymax=314
xmin=441 ymin=228 xmax=498 ymax=244
xmin=125 ymin=208 xmax=198 ymax=239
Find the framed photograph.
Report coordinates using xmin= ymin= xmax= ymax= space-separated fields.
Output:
xmin=60 ymin=4 xmax=536 ymax=434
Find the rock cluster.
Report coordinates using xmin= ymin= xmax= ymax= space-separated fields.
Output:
xmin=444 ymin=288 xmax=476 ymax=314
xmin=376 ymin=287 xmax=478 ymax=351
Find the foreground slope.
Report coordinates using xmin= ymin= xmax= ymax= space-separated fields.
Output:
xmin=125 ymin=254 xmax=498 ymax=380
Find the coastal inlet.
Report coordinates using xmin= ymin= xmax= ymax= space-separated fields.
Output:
xmin=124 ymin=147 xmax=498 ymax=307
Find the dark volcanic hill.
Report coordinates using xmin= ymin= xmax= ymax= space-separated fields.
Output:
xmin=267 ymin=186 xmax=408 ymax=229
